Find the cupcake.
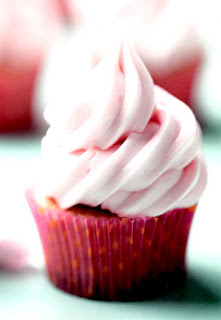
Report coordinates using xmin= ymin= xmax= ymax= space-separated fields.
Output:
xmin=0 ymin=0 xmax=62 ymax=132
xmin=26 ymin=41 xmax=207 ymax=300
xmin=63 ymin=0 xmax=203 ymax=109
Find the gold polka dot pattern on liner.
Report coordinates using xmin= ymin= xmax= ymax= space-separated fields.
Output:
xmin=144 ymin=239 xmax=152 ymax=246
xmin=49 ymin=220 xmax=57 ymax=229
xmin=86 ymin=287 xmax=93 ymax=296
xmin=108 ymin=224 xmax=113 ymax=233
xmin=72 ymin=259 xmax=78 ymax=268
xmin=127 ymin=236 xmax=133 ymax=245
xmin=37 ymin=206 xmax=45 ymax=215
xmin=96 ymin=229 xmax=101 ymax=237
xmin=56 ymin=264 xmax=63 ymax=273
xmin=112 ymin=241 xmax=119 ymax=250
xmin=98 ymin=246 xmax=106 ymax=255
xmin=102 ymin=265 xmax=109 ymax=273
xmin=73 ymin=239 xmax=79 ymax=247
xmin=118 ymin=262 xmax=124 ymax=271
xmin=121 ymin=218 xmax=127 ymax=226
xmin=88 ymin=267 xmax=94 ymax=275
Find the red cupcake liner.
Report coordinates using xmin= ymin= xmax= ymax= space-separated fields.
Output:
xmin=26 ymin=188 xmax=196 ymax=301
xmin=0 ymin=65 xmax=39 ymax=132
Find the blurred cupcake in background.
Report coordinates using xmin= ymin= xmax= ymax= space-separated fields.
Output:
xmin=194 ymin=1 xmax=221 ymax=132
xmin=62 ymin=0 xmax=203 ymax=111
xmin=0 ymin=0 xmax=63 ymax=132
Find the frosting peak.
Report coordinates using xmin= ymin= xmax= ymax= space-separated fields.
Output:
xmin=45 ymin=40 xmax=154 ymax=152
xmin=39 ymin=41 xmax=207 ymax=218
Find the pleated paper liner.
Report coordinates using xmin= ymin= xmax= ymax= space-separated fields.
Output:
xmin=26 ymin=187 xmax=196 ymax=301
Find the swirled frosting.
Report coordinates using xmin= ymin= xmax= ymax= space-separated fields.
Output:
xmin=38 ymin=41 xmax=207 ymax=218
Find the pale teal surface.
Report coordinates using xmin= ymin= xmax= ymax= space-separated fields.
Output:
xmin=0 ymin=132 xmax=220 ymax=320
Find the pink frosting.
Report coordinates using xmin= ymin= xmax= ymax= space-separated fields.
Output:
xmin=38 ymin=41 xmax=207 ymax=218
xmin=0 ymin=0 xmax=62 ymax=67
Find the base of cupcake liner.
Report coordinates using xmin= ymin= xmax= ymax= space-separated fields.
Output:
xmin=0 ymin=65 xmax=39 ymax=132
xmin=52 ymin=270 xmax=186 ymax=301
xmin=26 ymin=187 xmax=196 ymax=301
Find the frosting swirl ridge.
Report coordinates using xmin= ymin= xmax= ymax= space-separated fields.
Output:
xmin=39 ymin=41 xmax=207 ymax=217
